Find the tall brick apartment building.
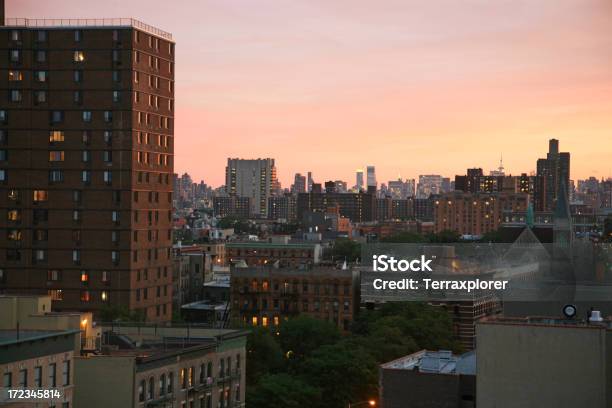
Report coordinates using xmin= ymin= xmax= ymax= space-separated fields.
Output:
xmin=0 ymin=14 xmax=175 ymax=321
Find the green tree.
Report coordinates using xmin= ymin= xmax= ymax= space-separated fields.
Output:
xmin=246 ymin=327 xmax=285 ymax=386
xmin=247 ymin=373 xmax=321 ymax=408
xmin=427 ymin=229 xmax=461 ymax=243
xmin=328 ymin=238 xmax=361 ymax=262
xmin=604 ymin=215 xmax=612 ymax=242
xmin=298 ymin=340 xmax=378 ymax=408
xmin=277 ymin=316 xmax=340 ymax=360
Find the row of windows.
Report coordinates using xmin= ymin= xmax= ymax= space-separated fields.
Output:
xmin=0 ymin=129 xmax=170 ymax=148
xmin=5 ymin=248 xmax=121 ymax=265
xmin=242 ymin=298 xmax=352 ymax=312
xmin=9 ymin=48 xmax=86 ymax=63
xmin=2 ymin=361 xmax=70 ymax=389
xmin=137 ymin=356 xmax=240 ymax=403
xmin=10 ymin=68 xmax=120 ymax=83
xmin=239 ymin=278 xmax=351 ymax=295
xmin=9 ymin=27 xmax=173 ymax=52
xmin=136 ymin=131 xmax=171 ymax=146
xmin=0 ymin=169 xmax=113 ymax=184
xmin=135 ymin=285 xmax=170 ymax=301
xmin=9 ymin=27 xmax=173 ymax=49
xmin=5 ymin=188 xmax=170 ymax=204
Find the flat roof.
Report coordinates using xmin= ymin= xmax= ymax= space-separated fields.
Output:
xmin=227 ymin=242 xmax=317 ymax=249
xmin=3 ymin=17 xmax=172 ymax=40
xmin=381 ymin=349 xmax=476 ymax=375
xmin=479 ymin=315 xmax=612 ymax=330
xmin=0 ymin=329 xmax=80 ymax=347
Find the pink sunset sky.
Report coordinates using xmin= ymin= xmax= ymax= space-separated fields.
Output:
xmin=9 ymin=0 xmax=612 ymax=188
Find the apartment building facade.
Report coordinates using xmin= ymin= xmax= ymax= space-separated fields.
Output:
xmin=0 ymin=17 xmax=174 ymax=321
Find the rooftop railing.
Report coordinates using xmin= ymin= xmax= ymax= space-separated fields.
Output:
xmin=4 ymin=18 xmax=173 ymax=40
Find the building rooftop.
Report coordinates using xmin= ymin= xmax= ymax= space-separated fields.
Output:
xmin=479 ymin=315 xmax=612 ymax=330
xmin=226 ymin=242 xmax=318 ymax=249
xmin=381 ymin=349 xmax=476 ymax=375
xmin=0 ymin=329 xmax=80 ymax=346
xmin=3 ymin=17 xmax=172 ymax=40
xmin=181 ymin=300 xmax=228 ymax=311
xmin=231 ymin=264 xmax=355 ymax=277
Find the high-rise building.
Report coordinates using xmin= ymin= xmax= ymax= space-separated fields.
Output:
xmin=433 ymin=192 xmax=530 ymax=235
xmin=366 ymin=165 xmax=377 ymax=189
xmin=334 ymin=180 xmax=348 ymax=193
xmin=225 ymin=158 xmax=277 ymax=217
xmin=355 ymin=169 xmax=364 ymax=192
xmin=307 ymin=171 xmax=314 ymax=193
xmin=534 ymin=139 xmax=570 ymax=212
xmin=297 ymin=190 xmax=375 ymax=223
xmin=292 ymin=172 xmax=306 ymax=194
xmin=417 ymin=174 xmax=444 ymax=198
xmin=0 ymin=16 xmax=175 ymax=321
xmin=388 ymin=178 xmax=415 ymax=199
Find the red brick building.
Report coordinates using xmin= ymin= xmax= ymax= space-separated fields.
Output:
xmin=0 ymin=16 xmax=174 ymax=321
xmin=433 ymin=192 xmax=529 ymax=236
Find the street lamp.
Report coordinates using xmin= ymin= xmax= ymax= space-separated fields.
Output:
xmin=348 ymin=400 xmax=376 ymax=408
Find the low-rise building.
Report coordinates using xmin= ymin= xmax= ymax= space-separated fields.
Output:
xmin=74 ymin=326 xmax=247 ymax=408
xmin=477 ymin=315 xmax=612 ymax=407
xmin=226 ymin=242 xmax=322 ymax=267
xmin=380 ymin=349 xmax=476 ymax=408
xmin=230 ymin=265 xmax=359 ymax=331
xmin=1 ymin=329 xmax=78 ymax=408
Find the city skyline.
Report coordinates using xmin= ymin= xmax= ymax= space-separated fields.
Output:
xmin=10 ymin=0 xmax=612 ymax=186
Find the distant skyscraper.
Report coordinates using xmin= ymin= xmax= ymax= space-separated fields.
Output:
xmin=417 ymin=175 xmax=444 ymax=198
xmin=534 ymin=139 xmax=570 ymax=212
xmin=489 ymin=154 xmax=506 ymax=176
xmin=355 ymin=169 xmax=364 ymax=192
xmin=292 ymin=173 xmax=306 ymax=193
xmin=225 ymin=158 xmax=277 ymax=217
xmin=367 ymin=166 xmax=377 ymax=189
xmin=307 ymin=171 xmax=314 ymax=193
xmin=388 ymin=178 xmax=415 ymax=199
xmin=334 ymin=180 xmax=348 ymax=193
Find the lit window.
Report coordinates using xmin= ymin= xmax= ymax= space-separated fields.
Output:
xmin=80 ymin=270 xmax=89 ymax=283
xmin=82 ymin=111 xmax=92 ymax=122
xmin=49 ymin=151 xmax=65 ymax=162
xmin=73 ymin=50 xmax=85 ymax=62
xmin=49 ymin=131 xmax=65 ymax=143
xmin=8 ymin=70 xmax=22 ymax=81
xmin=80 ymin=290 xmax=90 ymax=302
xmin=7 ymin=209 xmax=20 ymax=221
xmin=33 ymin=190 xmax=48 ymax=202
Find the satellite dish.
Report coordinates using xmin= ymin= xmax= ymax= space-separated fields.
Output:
xmin=562 ymin=304 xmax=577 ymax=319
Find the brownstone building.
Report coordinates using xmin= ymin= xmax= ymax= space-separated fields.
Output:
xmin=0 ymin=16 xmax=175 ymax=321
xmin=230 ymin=265 xmax=360 ymax=331
xmin=433 ymin=192 xmax=529 ymax=235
